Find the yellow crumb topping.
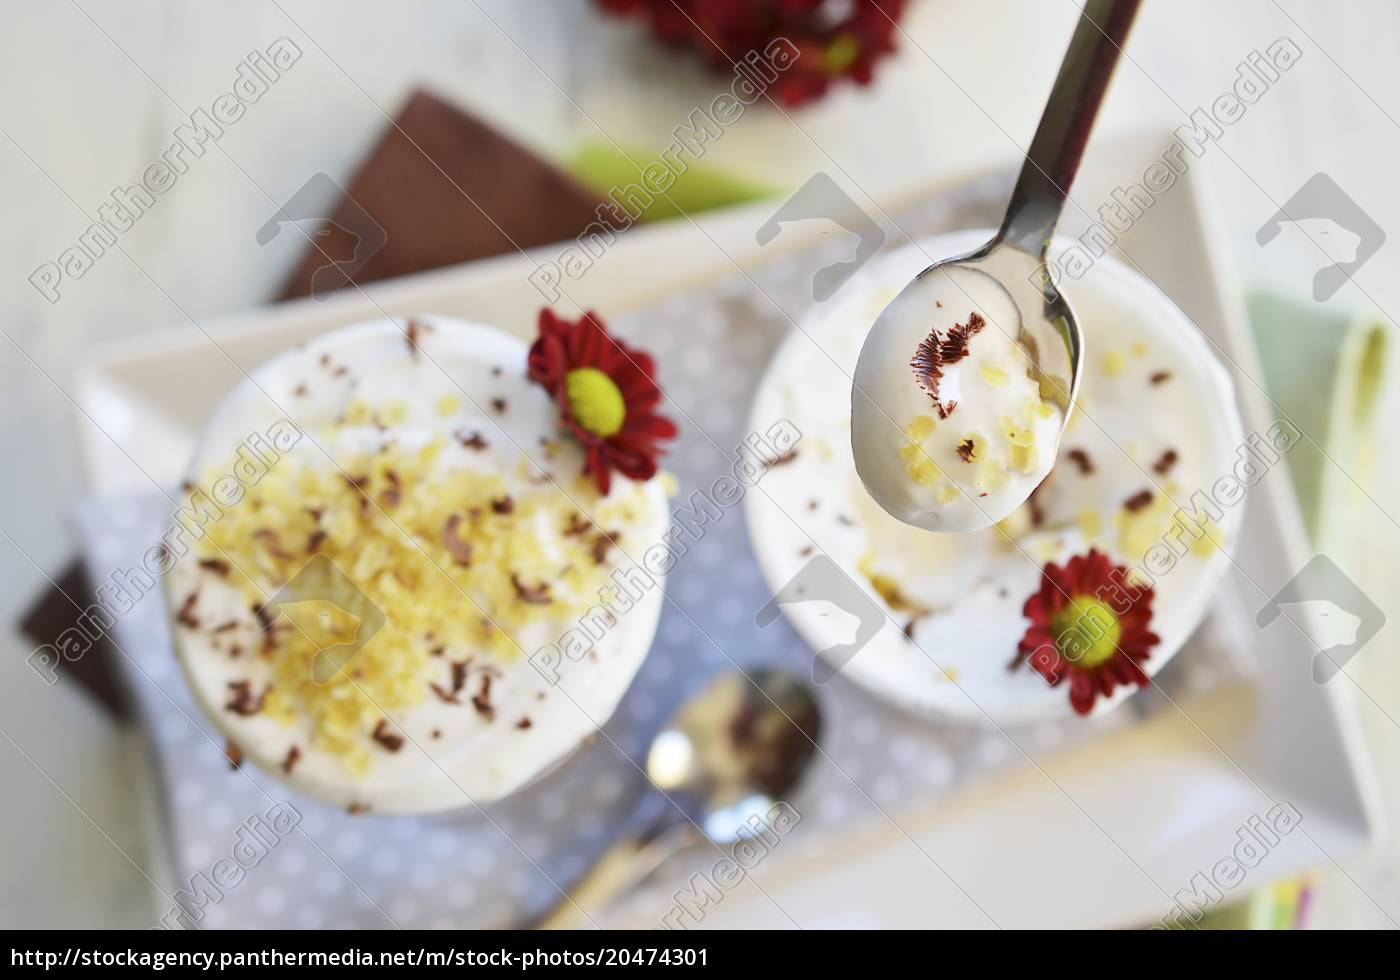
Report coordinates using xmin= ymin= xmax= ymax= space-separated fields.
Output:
xmin=975 ymin=458 xmax=1009 ymax=493
xmin=905 ymin=415 xmax=936 ymax=441
xmin=1101 ymin=350 xmax=1126 ymax=377
xmin=191 ymin=411 xmax=651 ymax=774
xmin=936 ymin=483 xmax=960 ymax=504
xmin=907 ymin=459 xmax=941 ymax=485
xmin=435 ymin=393 xmax=460 ymax=417
xmin=979 ymin=363 xmax=1010 ymax=387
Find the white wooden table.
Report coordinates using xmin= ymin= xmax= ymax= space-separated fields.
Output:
xmin=1 ymin=0 xmax=1397 ymax=928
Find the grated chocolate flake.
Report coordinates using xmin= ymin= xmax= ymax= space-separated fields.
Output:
xmin=515 ymin=717 xmax=533 ymax=730
xmin=491 ymin=397 xmax=507 ymax=414
xmin=253 ymin=528 xmax=295 ymax=561
xmin=199 ymin=558 xmax=231 ymax=576
xmin=429 ymin=682 xmax=460 ymax=705
xmin=281 ymin=745 xmax=301 ymax=774
xmin=1152 ymin=449 xmax=1179 ymax=476
xmin=472 ymin=675 xmax=495 ymax=721
xmin=455 ymin=430 xmax=488 ymax=451
xmin=225 ymin=741 xmax=243 ymax=770
xmin=176 ymin=590 xmax=201 ymax=630
xmin=1124 ymin=489 xmax=1154 ymax=513
xmin=592 ymin=532 xmax=618 ymax=566
xmin=512 ymin=575 xmax=551 ymax=605
xmin=564 ymin=513 xmax=592 ymax=536
xmin=450 ymin=659 xmax=470 ymax=695
xmin=1150 ymin=371 xmax=1172 ymax=385
xmin=1066 ymin=448 xmax=1094 ymax=475
xmin=490 ymin=496 xmax=514 ymax=515
xmin=763 ymin=449 xmax=798 ymax=468
xmin=225 ymin=680 xmax=267 ymax=717
xmin=956 ymin=439 xmax=976 ymax=463
xmin=405 ymin=318 xmax=429 ymax=359
xmin=347 ymin=802 xmax=371 ymax=815
xmin=371 ymin=719 xmax=404 ymax=753
xmin=442 ymin=514 xmax=473 ymax=566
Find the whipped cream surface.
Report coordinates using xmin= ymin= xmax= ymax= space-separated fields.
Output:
xmin=165 ymin=316 xmax=670 ymax=813
xmin=749 ymin=234 xmax=1248 ymax=721
xmin=852 ymin=264 xmax=1062 ymax=532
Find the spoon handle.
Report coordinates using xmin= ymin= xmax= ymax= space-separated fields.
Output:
xmin=998 ymin=0 xmax=1141 ymax=256
xmin=532 ymin=821 xmax=696 ymax=929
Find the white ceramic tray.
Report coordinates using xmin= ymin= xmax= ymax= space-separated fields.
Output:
xmin=71 ymin=128 xmax=1379 ymax=928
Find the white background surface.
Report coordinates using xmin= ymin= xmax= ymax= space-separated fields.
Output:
xmin=1 ymin=0 xmax=1398 ymax=928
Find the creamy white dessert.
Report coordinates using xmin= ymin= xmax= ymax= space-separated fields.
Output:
xmin=747 ymin=233 xmax=1249 ymax=722
xmin=165 ymin=317 xmax=670 ymax=814
xmin=852 ymin=265 xmax=1062 ymax=532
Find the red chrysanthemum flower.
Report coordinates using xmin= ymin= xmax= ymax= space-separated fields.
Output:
xmin=527 ymin=308 xmax=678 ymax=495
xmin=1017 ymin=548 xmax=1160 ymax=716
xmin=596 ymin=0 xmax=909 ymax=108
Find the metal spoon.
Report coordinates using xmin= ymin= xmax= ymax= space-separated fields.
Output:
xmin=860 ymin=0 xmax=1141 ymax=426
xmin=533 ymin=669 xmax=821 ymax=929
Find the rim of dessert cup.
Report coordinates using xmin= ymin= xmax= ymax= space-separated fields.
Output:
xmin=163 ymin=315 xmax=670 ymax=815
xmin=743 ymin=230 xmax=1246 ymax=727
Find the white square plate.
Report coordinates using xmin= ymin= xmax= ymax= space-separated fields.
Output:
xmin=71 ymin=128 xmax=1379 ymax=928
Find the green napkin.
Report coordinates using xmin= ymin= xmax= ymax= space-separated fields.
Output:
xmin=565 ymin=141 xmax=779 ymax=222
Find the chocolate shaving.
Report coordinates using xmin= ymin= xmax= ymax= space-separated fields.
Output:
xmin=176 ymin=591 xmax=201 ymax=629
xmin=490 ymin=398 xmax=507 ymax=414
xmin=512 ymin=575 xmax=551 ymax=605
xmin=450 ymin=660 xmax=470 ymax=694
xmin=225 ymin=680 xmax=267 ymax=717
xmin=1150 ymin=371 xmax=1172 ymax=385
xmin=281 ymin=746 xmax=301 ymax=774
xmin=371 ymin=720 xmax=404 ymax=753
xmin=293 ymin=383 xmax=308 ymax=397
xmin=910 ymin=313 xmax=984 ymax=418
xmin=1066 ymin=448 xmax=1095 ymax=475
xmin=490 ymin=496 xmax=514 ymax=515
xmin=429 ymin=683 xmax=460 ymax=705
xmin=591 ymin=532 xmax=618 ymax=566
xmin=902 ymin=613 xmax=927 ymax=641
xmin=763 ymin=450 xmax=798 ymax=468
xmin=253 ymin=602 xmax=275 ymax=633
xmin=213 ymin=620 xmax=239 ymax=634
xmin=1124 ymin=489 xmax=1154 ymax=513
xmin=347 ymin=802 xmax=371 ymax=815
xmin=225 ymin=741 xmax=243 ymax=770
xmin=405 ymin=318 xmax=427 ymax=359
xmin=1152 ymin=449 xmax=1179 ymax=476
xmin=344 ymin=473 xmax=370 ymax=491
xmin=515 ymin=717 xmax=533 ymax=730
xmin=381 ymin=470 xmax=402 ymax=508
xmin=253 ymin=529 xmax=295 ymax=561
xmin=955 ymin=439 xmax=976 ymax=463
xmin=198 ymin=558 xmax=230 ymax=576
xmin=564 ymin=513 xmax=592 ymax=536
xmin=306 ymin=529 xmax=328 ymax=554
xmin=471 ymin=675 xmax=495 ymax=721
xmin=454 ymin=430 xmax=488 ymax=451
xmin=431 ymin=729 xmax=442 ymax=739
xmin=442 ymin=514 xmax=473 ymax=566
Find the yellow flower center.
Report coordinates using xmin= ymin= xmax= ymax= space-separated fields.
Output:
xmin=823 ymin=34 xmax=861 ymax=74
xmin=1050 ymin=596 xmax=1122 ymax=669
xmin=565 ymin=367 xmax=626 ymax=438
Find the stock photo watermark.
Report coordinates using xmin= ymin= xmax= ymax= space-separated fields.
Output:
xmin=1155 ymin=802 xmax=1302 ymax=929
xmin=1257 ymin=554 xmax=1386 ymax=684
xmin=657 ymin=800 xmax=801 ymax=930
xmin=756 ymin=172 xmax=885 ymax=302
xmin=155 ymin=801 xmax=302 ymax=930
xmin=1256 ymin=172 xmax=1385 ymax=302
xmin=528 ymin=37 xmax=799 ymax=303
xmin=755 ymin=553 xmax=883 ymax=685
xmin=528 ymin=420 xmax=801 ymax=684
xmin=1031 ymin=36 xmax=1302 ymax=288
xmin=26 ymin=419 xmax=303 ymax=685
xmin=27 ymin=38 xmax=304 ymax=305
xmin=256 ymin=172 xmax=387 ymax=299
